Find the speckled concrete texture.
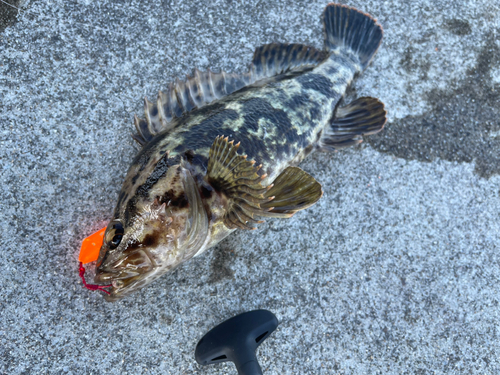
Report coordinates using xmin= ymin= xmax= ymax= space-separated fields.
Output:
xmin=1 ymin=0 xmax=499 ymax=374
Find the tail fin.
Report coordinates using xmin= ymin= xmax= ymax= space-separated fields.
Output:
xmin=322 ymin=3 xmax=383 ymax=70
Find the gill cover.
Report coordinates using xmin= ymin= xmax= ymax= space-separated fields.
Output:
xmin=178 ymin=165 xmax=210 ymax=259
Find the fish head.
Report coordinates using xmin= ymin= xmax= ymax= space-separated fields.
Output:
xmin=94 ymin=163 xmax=210 ymax=302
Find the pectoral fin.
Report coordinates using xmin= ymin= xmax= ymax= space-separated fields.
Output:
xmin=320 ymin=96 xmax=386 ymax=151
xmin=207 ymin=137 xmax=322 ymax=230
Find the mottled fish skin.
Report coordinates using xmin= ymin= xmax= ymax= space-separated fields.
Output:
xmin=93 ymin=4 xmax=384 ymax=301
xmin=118 ymin=55 xmax=359 ymax=221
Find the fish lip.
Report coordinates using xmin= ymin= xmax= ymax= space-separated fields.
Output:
xmin=103 ymin=291 xmax=128 ymax=302
xmin=103 ymin=273 xmax=147 ymax=301
xmin=94 ymin=248 xmax=155 ymax=287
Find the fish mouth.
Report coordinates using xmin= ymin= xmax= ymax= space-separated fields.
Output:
xmin=93 ymin=166 xmax=209 ymax=302
xmin=94 ymin=248 xmax=155 ymax=301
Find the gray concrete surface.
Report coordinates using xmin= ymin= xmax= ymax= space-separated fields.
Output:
xmin=1 ymin=0 xmax=499 ymax=374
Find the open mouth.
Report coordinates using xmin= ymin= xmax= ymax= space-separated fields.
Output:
xmin=94 ymin=249 xmax=155 ymax=298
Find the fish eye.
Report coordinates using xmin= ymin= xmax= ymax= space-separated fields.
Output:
xmin=105 ymin=220 xmax=124 ymax=250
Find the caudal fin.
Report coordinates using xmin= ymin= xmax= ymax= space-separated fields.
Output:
xmin=322 ymin=3 xmax=383 ymax=70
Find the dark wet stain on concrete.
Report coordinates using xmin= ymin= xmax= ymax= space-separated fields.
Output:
xmin=0 ymin=0 xmax=24 ymax=33
xmin=400 ymin=47 xmax=431 ymax=80
xmin=368 ymin=32 xmax=500 ymax=178
xmin=444 ymin=19 xmax=472 ymax=36
xmin=208 ymin=245 xmax=235 ymax=283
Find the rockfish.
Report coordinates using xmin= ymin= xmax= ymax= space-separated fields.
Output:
xmin=94 ymin=3 xmax=386 ymax=301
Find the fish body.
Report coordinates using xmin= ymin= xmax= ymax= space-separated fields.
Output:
xmin=94 ymin=4 xmax=387 ymax=301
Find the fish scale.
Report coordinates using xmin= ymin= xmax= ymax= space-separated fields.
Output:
xmin=92 ymin=4 xmax=388 ymax=301
xmin=144 ymin=57 xmax=356 ymax=184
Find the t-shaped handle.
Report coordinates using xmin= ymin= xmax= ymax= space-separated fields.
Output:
xmin=195 ymin=310 xmax=279 ymax=375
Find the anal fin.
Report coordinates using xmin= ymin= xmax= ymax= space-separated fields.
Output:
xmin=261 ymin=167 xmax=323 ymax=215
xmin=320 ymin=96 xmax=387 ymax=151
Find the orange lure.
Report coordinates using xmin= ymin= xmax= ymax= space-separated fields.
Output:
xmin=78 ymin=227 xmax=111 ymax=294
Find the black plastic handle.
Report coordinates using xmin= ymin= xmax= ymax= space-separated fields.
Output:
xmin=238 ymin=360 xmax=263 ymax=375
xmin=195 ymin=310 xmax=279 ymax=375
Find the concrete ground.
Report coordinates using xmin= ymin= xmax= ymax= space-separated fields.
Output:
xmin=1 ymin=0 xmax=499 ymax=374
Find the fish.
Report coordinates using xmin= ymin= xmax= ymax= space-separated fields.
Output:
xmin=93 ymin=3 xmax=387 ymax=301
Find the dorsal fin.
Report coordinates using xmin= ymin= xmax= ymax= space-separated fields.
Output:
xmin=133 ymin=43 xmax=328 ymax=146
xmin=251 ymin=43 xmax=328 ymax=80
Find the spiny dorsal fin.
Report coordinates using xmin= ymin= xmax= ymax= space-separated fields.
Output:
xmin=319 ymin=96 xmax=387 ymax=151
xmin=206 ymin=137 xmax=323 ymax=230
xmin=133 ymin=43 xmax=328 ymax=146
